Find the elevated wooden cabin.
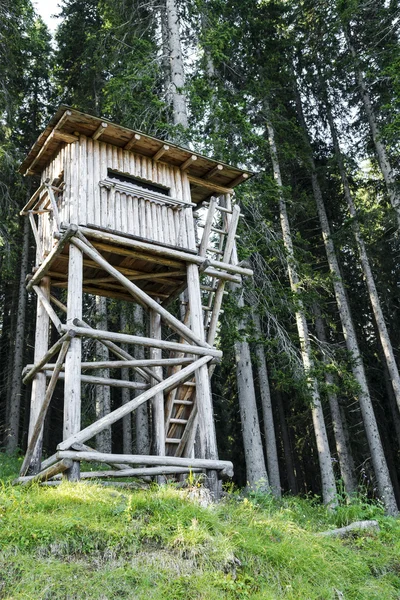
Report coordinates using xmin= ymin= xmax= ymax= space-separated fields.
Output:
xmin=21 ymin=107 xmax=251 ymax=304
xmin=18 ymin=107 xmax=252 ymax=493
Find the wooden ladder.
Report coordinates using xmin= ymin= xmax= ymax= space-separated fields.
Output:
xmin=164 ymin=196 xmax=241 ymax=458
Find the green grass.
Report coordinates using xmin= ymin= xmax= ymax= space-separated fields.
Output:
xmin=0 ymin=454 xmax=399 ymax=599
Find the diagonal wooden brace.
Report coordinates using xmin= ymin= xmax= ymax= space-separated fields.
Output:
xmin=20 ymin=340 xmax=71 ymax=476
xmin=71 ymin=231 xmax=211 ymax=348
xmin=57 ymin=355 xmax=213 ymax=451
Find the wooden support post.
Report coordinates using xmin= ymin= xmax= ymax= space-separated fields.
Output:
xmin=150 ymin=307 xmax=165 ymax=459
xmin=20 ymin=340 xmax=70 ymax=477
xmin=63 ymin=244 xmax=83 ymax=481
xmin=186 ymin=263 xmax=220 ymax=498
xmin=26 ymin=276 xmax=51 ymax=474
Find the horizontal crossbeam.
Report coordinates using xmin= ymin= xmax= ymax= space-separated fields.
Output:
xmin=59 ymin=325 xmax=222 ymax=358
xmin=57 ymin=355 xmax=213 ymax=451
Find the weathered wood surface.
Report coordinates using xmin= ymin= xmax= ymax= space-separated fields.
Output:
xmin=70 ymin=226 xmax=252 ymax=277
xmin=47 ymin=371 xmax=149 ymax=390
xmin=50 ymin=295 xmax=158 ymax=383
xmin=27 ymin=225 xmax=78 ymax=291
xmin=318 ymin=521 xmax=380 ymax=537
xmin=20 ymin=340 xmax=71 ymax=477
xmin=72 ymin=466 xmax=203 ymax=479
xmin=59 ymin=324 xmax=223 ymax=358
xmin=150 ymin=309 xmax=165 ymax=457
xmin=33 ymin=357 xmax=195 ymax=371
xmin=22 ymin=331 xmax=73 ymax=384
xmin=17 ymin=459 xmax=73 ymax=486
xmin=57 ymin=355 xmax=213 ymax=451
xmin=71 ymin=233 xmax=210 ymax=348
xmin=32 ymin=285 xmax=62 ymax=332
xmin=63 ymin=243 xmax=83 ymax=481
xmin=26 ymin=277 xmax=51 ymax=474
xmin=56 ymin=450 xmax=233 ymax=477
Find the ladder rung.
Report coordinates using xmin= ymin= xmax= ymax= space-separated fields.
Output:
xmin=173 ymin=399 xmax=193 ymax=405
xmin=200 ymin=285 xmax=217 ymax=292
xmin=166 ymin=438 xmax=180 ymax=444
xmin=170 ymin=418 xmax=188 ymax=425
xmin=182 ymin=381 xmax=196 ymax=387
xmin=207 ymin=247 xmax=224 ymax=255
xmin=202 ymin=306 xmax=212 ymax=311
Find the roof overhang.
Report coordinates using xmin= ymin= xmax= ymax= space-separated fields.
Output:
xmin=19 ymin=106 xmax=254 ymax=204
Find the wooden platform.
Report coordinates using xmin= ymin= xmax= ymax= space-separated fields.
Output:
xmin=36 ymin=225 xmax=193 ymax=303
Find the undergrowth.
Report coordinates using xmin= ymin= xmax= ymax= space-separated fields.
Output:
xmin=0 ymin=454 xmax=399 ymax=599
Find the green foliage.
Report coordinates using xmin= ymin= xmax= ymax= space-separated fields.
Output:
xmin=1 ymin=456 xmax=400 ymax=599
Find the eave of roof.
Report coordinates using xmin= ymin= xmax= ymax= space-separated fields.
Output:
xmin=19 ymin=106 xmax=254 ymax=204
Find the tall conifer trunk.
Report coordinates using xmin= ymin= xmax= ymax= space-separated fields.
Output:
xmin=293 ymin=82 xmax=398 ymax=515
xmin=252 ymin=311 xmax=281 ymax=496
xmin=266 ymin=110 xmax=337 ymax=507
xmin=165 ymin=0 xmax=188 ymax=129
xmin=313 ymin=305 xmax=357 ymax=494
xmin=6 ymin=218 xmax=30 ymax=453
xmin=321 ymin=77 xmax=400 ymax=416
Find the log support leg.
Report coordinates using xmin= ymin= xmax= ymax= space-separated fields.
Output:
xmin=63 ymin=244 xmax=83 ymax=481
xmin=186 ymin=264 xmax=219 ymax=499
xmin=26 ymin=276 xmax=51 ymax=474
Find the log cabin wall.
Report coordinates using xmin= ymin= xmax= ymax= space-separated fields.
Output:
xmin=39 ymin=137 xmax=196 ymax=259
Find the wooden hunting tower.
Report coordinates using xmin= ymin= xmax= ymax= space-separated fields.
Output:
xmin=17 ymin=107 xmax=252 ymax=494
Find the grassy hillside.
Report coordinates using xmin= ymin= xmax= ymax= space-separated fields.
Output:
xmin=0 ymin=454 xmax=399 ymax=599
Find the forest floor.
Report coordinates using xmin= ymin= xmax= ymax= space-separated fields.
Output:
xmin=0 ymin=454 xmax=400 ymax=599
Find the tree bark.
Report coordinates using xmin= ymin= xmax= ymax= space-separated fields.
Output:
xmin=233 ymin=287 xmax=269 ymax=491
xmin=252 ymin=311 xmax=281 ymax=497
xmin=165 ymin=0 xmax=188 ymax=129
xmin=293 ymin=81 xmax=398 ymax=515
xmin=266 ymin=109 xmax=337 ymax=507
xmin=322 ymin=81 xmax=400 ymax=417
xmin=313 ymin=306 xmax=357 ymax=495
xmin=6 ymin=218 xmax=30 ymax=453
xmin=95 ymin=296 xmax=111 ymax=453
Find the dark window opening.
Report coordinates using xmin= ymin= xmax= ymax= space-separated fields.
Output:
xmin=107 ymin=169 xmax=170 ymax=196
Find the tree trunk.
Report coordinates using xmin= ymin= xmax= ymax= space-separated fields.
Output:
xmin=252 ymin=311 xmax=281 ymax=497
xmin=95 ymin=296 xmax=111 ymax=453
xmin=165 ymin=0 xmax=188 ymax=129
xmin=266 ymin=109 xmax=337 ymax=507
xmin=313 ymin=306 xmax=357 ymax=495
xmin=343 ymin=29 xmax=400 ymax=227
xmin=293 ymin=82 xmax=398 ymax=515
xmin=233 ymin=287 xmax=269 ymax=491
xmin=6 ymin=218 xmax=30 ymax=453
xmin=323 ymin=83 xmax=400 ymax=417
xmin=275 ymin=390 xmax=298 ymax=494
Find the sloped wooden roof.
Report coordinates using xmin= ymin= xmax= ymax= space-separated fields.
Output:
xmin=20 ymin=106 xmax=253 ymax=204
